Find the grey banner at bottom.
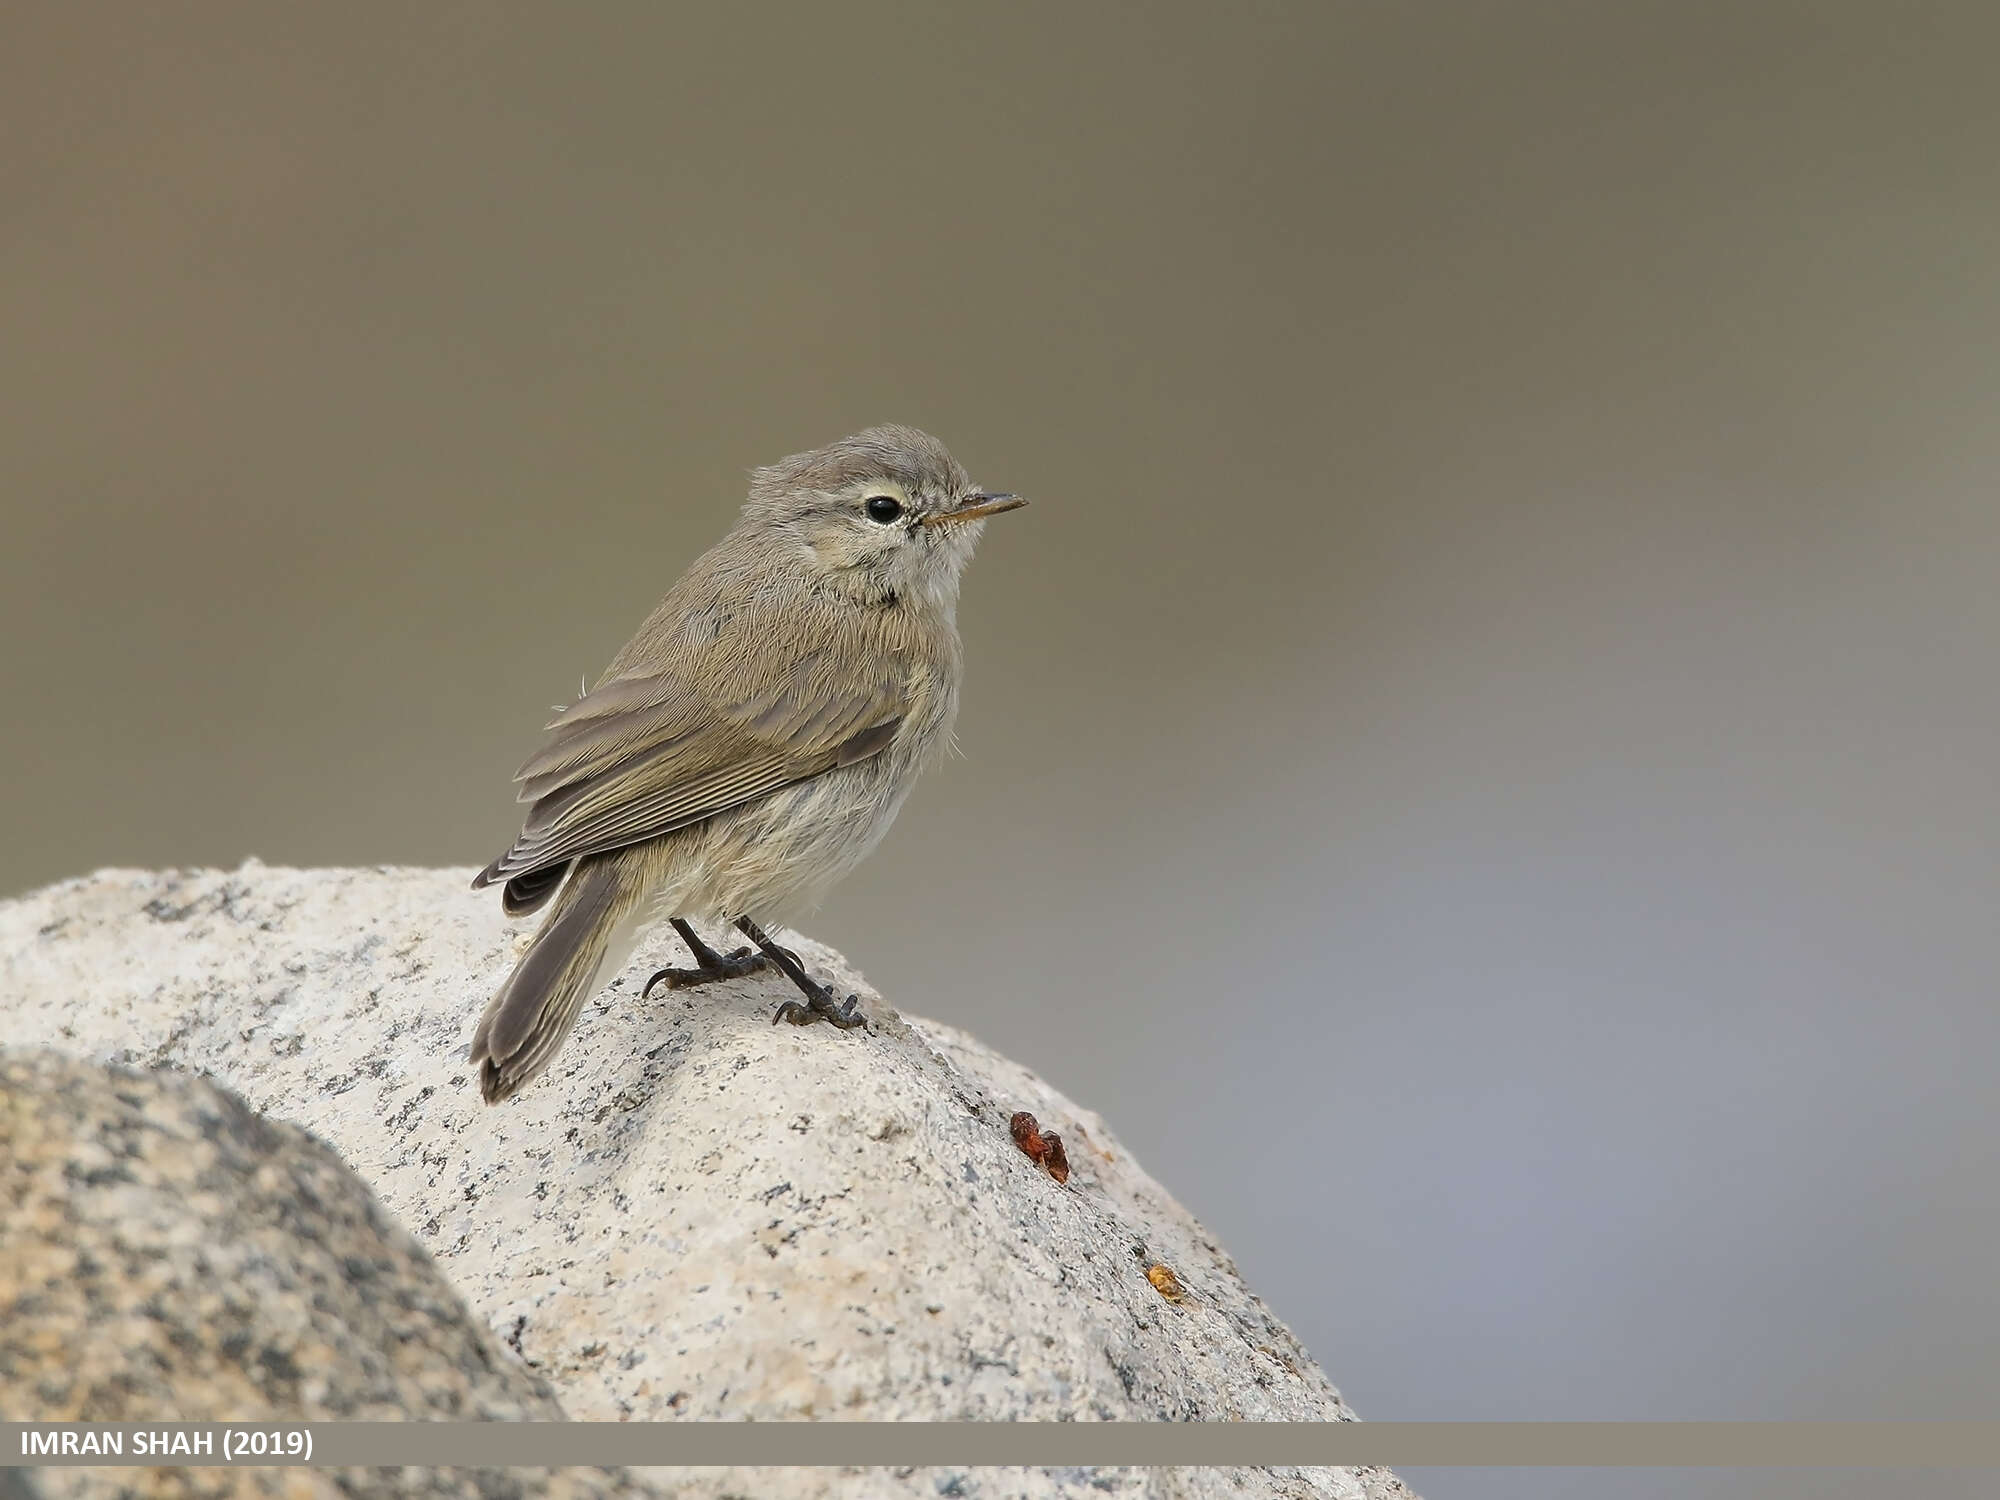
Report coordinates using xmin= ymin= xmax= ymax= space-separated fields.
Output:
xmin=6 ymin=1422 xmax=2000 ymax=1469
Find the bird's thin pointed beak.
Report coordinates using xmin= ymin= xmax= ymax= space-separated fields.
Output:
xmin=923 ymin=492 xmax=1029 ymax=527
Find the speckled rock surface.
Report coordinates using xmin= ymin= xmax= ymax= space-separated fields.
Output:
xmin=18 ymin=1473 xmax=650 ymax=1500
xmin=19 ymin=1468 xmax=651 ymax=1500
xmin=4 ymin=864 xmax=1415 ymax=1500
xmin=0 ymin=1049 xmax=658 ymax=1500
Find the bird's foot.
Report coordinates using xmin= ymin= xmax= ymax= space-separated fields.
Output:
xmin=730 ymin=914 xmax=868 ymax=1033
xmin=643 ymin=948 xmax=766 ymax=996
xmin=772 ymin=981 xmax=868 ymax=1030
xmin=644 ymin=920 xmax=771 ymax=997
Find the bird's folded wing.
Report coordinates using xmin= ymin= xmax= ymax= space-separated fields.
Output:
xmin=475 ymin=649 xmax=906 ymax=887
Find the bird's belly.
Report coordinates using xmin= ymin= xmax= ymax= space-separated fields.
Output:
xmin=662 ymin=753 xmax=919 ymax=924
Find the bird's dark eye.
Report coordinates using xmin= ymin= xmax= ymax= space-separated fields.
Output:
xmin=864 ymin=495 xmax=904 ymax=524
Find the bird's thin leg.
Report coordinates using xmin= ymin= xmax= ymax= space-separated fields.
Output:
xmin=642 ymin=917 xmax=768 ymax=998
xmin=669 ymin=917 xmax=751 ymax=973
xmin=734 ymin=916 xmax=867 ymax=1030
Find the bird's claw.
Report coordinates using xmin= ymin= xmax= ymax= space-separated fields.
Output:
xmin=772 ymin=988 xmax=867 ymax=1030
xmin=643 ymin=945 xmax=767 ymax=998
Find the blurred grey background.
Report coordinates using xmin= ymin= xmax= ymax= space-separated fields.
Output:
xmin=4 ymin=3 xmax=1996 ymax=1495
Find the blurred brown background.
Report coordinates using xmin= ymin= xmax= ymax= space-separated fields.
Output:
xmin=5 ymin=4 xmax=1997 ymax=1495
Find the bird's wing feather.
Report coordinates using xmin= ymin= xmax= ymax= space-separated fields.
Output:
xmin=475 ymin=635 xmax=907 ymax=888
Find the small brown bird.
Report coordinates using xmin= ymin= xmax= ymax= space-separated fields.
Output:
xmin=468 ymin=425 xmax=1026 ymax=1102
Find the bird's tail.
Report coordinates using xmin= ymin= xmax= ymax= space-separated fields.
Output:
xmin=469 ymin=849 xmax=649 ymax=1102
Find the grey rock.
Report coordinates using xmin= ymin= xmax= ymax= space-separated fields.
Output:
xmin=18 ymin=1473 xmax=649 ymax=1500
xmin=3 ymin=864 xmax=1417 ymax=1500
xmin=0 ymin=1048 xmax=656 ymax=1500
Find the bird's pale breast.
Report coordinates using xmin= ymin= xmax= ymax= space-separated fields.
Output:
xmin=646 ymin=644 xmax=959 ymax=925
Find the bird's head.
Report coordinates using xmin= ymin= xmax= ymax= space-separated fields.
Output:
xmin=740 ymin=424 xmax=1026 ymax=608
